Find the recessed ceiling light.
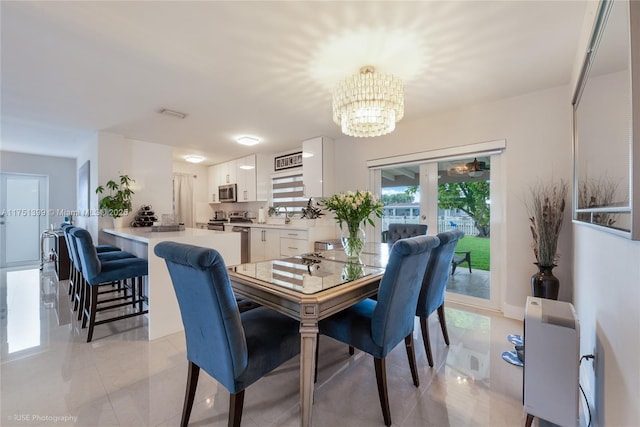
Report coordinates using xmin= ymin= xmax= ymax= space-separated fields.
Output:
xmin=159 ymin=108 xmax=187 ymax=119
xmin=184 ymin=155 xmax=205 ymax=163
xmin=236 ymin=136 xmax=260 ymax=146
xmin=239 ymin=165 xmax=255 ymax=170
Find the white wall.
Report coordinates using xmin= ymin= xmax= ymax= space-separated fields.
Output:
xmin=75 ymin=133 xmax=99 ymax=237
xmin=75 ymin=132 xmax=173 ymax=242
xmin=333 ymin=85 xmax=574 ymax=316
xmin=569 ymin=2 xmax=640 ymax=425
xmin=126 ymin=138 xmax=173 ymax=222
xmin=0 ymin=151 xmax=76 ymax=227
xmin=573 ymin=224 xmax=640 ymax=426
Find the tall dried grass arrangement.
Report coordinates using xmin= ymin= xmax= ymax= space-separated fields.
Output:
xmin=577 ymin=177 xmax=621 ymax=226
xmin=527 ymin=180 xmax=568 ymax=267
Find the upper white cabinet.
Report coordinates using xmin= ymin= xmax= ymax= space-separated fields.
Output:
xmin=208 ymin=154 xmax=269 ymax=203
xmin=236 ymin=155 xmax=256 ymax=202
xmin=219 ymin=159 xmax=236 ymax=185
xmin=302 ymin=136 xmax=334 ymax=198
xmin=208 ymin=164 xmax=220 ymax=203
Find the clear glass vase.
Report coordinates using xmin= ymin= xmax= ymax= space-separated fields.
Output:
xmin=341 ymin=225 xmax=365 ymax=260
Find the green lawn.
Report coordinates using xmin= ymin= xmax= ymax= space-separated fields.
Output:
xmin=454 ymin=235 xmax=490 ymax=271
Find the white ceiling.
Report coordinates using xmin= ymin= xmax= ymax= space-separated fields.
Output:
xmin=1 ymin=1 xmax=587 ymax=166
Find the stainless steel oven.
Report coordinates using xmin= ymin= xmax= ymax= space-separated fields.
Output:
xmin=218 ymin=184 xmax=237 ymax=203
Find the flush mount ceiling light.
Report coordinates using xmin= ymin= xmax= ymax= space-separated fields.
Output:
xmin=332 ymin=65 xmax=404 ymax=138
xmin=184 ymin=155 xmax=205 ymax=164
xmin=236 ymin=136 xmax=260 ymax=146
xmin=159 ymin=108 xmax=187 ymax=119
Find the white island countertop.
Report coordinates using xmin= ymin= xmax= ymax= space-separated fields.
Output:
xmin=103 ymin=226 xmax=232 ymax=243
xmin=101 ymin=226 xmax=240 ymax=340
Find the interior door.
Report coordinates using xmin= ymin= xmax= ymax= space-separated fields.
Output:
xmin=0 ymin=173 xmax=48 ymax=268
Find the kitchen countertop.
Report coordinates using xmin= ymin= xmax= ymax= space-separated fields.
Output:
xmin=221 ymin=220 xmax=333 ymax=231
xmin=100 ymin=226 xmax=241 ymax=341
xmin=103 ymin=226 xmax=232 ymax=243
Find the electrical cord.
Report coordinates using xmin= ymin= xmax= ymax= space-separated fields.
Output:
xmin=579 ymin=354 xmax=595 ymax=427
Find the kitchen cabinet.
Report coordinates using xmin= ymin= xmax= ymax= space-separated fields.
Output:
xmin=279 ymin=229 xmax=309 ymax=257
xmin=208 ymin=160 xmax=236 ymax=202
xmin=208 ymin=164 xmax=220 ymax=203
xmin=302 ymin=136 xmax=334 ymax=198
xmin=250 ymin=224 xmax=336 ymax=261
xmin=209 ymin=161 xmax=237 ymax=203
xmin=219 ymin=159 xmax=236 ymax=185
xmin=209 ymin=154 xmax=268 ymax=203
xmin=236 ymin=155 xmax=256 ymax=202
xmin=250 ymin=227 xmax=280 ymax=262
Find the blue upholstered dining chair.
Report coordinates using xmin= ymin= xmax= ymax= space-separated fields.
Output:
xmin=154 ymin=241 xmax=301 ymax=427
xmin=416 ymin=229 xmax=464 ymax=367
xmin=318 ymin=235 xmax=440 ymax=426
xmin=70 ymin=227 xmax=148 ymax=342
xmin=386 ymin=223 xmax=428 ymax=245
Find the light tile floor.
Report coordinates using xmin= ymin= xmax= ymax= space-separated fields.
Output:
xmin=1 ymin=264 xmax=531 ymax=427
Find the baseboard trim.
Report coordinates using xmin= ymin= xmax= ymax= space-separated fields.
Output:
xmin=502 ymin=303 xmax=525 ymax=320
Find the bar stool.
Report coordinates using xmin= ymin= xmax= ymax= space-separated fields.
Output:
xmin=61 ymin=224 xmax=123 ymax=303
xmin=64 ymin=226 xmax=136 ymax=316
xmin=70 ymin=227 xmax=148 ymax=342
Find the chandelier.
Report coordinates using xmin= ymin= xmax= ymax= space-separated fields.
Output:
xmin=332 ymin=65 xmax=404 ymax=138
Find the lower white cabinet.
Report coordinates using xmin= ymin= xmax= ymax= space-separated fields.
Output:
xmin=280 ymin=230 xmax=309 ymax=257
xmin=250 ymin=228 xmax=280 ymax=262
xmin=250 ymin=226 xmax=334 ymax=262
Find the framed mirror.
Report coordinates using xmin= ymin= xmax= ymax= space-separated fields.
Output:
xmin=573 ymin=0 xmax=639 ymax=239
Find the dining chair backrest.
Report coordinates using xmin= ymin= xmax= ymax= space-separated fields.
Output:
xmin=386 ymin=223 xmax=428 ymax=245
xmin=154 ymin=241 xmax=247 ymax=391
xmin=372 ymin=235 xmax=440 ymax=354
xmin=69 ymin=227 xmax=102 ymax=279
xmin=416 ymin=230 xmax=464 ymax=317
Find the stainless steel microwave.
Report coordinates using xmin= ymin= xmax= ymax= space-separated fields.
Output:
xmin=218 ymin=183 xmax=237 ymax=203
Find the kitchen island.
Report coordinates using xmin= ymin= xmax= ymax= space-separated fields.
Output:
xmin=101 ymin=227 xmax=240 ymax=340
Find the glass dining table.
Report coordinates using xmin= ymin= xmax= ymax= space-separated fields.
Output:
xmin=227 ymin=243 xmax=389 ymax=427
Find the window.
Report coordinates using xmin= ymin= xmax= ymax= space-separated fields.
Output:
xmin=271 ymin=174 xmax=307 ymax=215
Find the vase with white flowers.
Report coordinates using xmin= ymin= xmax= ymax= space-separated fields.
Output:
xmin=526 ymin=180 xmax=568 ymax=300
xmin=321 ymin=190 xmax=384 ymax=259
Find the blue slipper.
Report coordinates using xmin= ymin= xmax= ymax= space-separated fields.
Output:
xmin=507 ymin=334 xmax=523 ymax=347
xmin=502 ymin=350 xmax=524 ymax=367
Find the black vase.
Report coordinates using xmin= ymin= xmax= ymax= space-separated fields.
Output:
xmin=531 ymin=264 xmax=559 ymax=300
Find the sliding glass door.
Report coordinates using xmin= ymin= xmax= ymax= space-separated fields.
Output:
xmin=374 ymin=154 xmax=501 ymax=310
xmin=437 ymin=157 xmax=492 ymax=304
xmin=379 ymin=164 xmax=422 ymax=242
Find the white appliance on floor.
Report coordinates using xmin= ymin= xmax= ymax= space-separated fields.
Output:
xmin=524 ymin=296 xmax=580 ymax=427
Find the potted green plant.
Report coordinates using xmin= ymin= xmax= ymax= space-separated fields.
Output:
xmin=301 ymin=198 xmax=324 ymax=220
xmin=526 ymin=179 xmax=567 ymax=300
xmin=95 ymin=174 xmax=135 ymax=227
